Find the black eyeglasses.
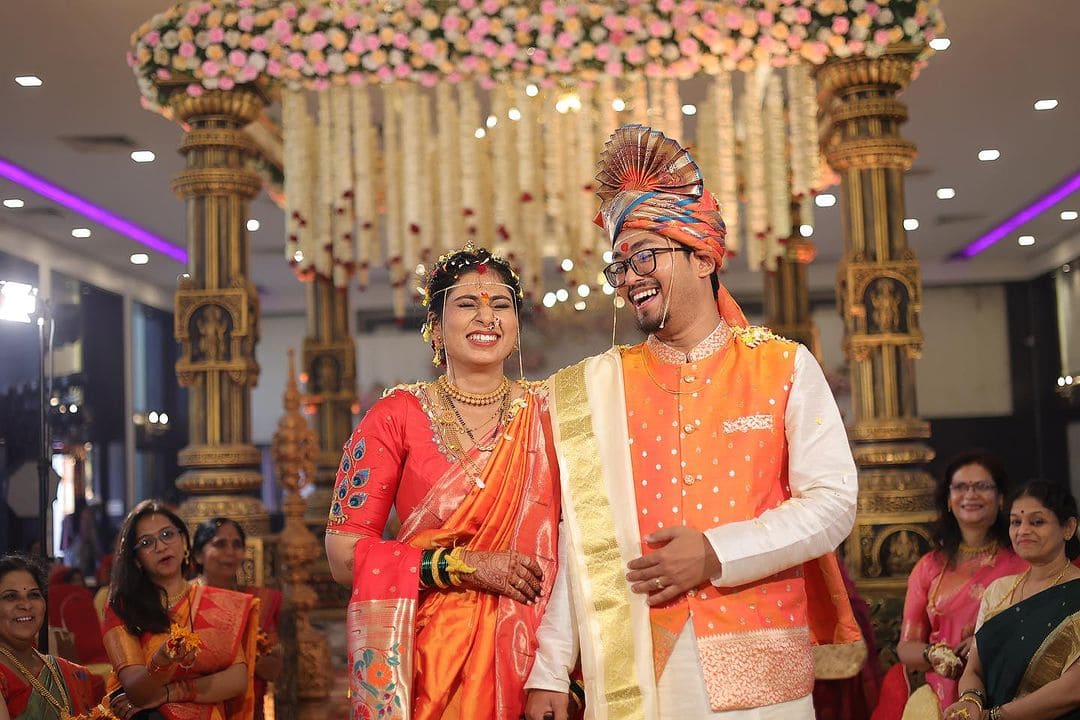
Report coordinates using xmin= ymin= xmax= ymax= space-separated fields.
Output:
xmin=602 ymin=247 xmax=693 ymax=288
xmin=134 ymin=526 xmax=182 ymax=553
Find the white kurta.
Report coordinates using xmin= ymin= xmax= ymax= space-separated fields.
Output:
xmin=526 ymin=344 xmax=857 ymax=719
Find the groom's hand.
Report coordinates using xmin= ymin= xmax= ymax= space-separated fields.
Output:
xmin=524 ymin=689 xmax=569 ymax=720
xmin=626 ymin=526 xmax=722 ymax=606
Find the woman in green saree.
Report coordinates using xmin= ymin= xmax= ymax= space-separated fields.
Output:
xmin=945 ymin=480 xmax=1080 ymax=720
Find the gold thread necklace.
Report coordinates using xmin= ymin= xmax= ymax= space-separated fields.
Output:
xmin=0 ymin=645 xmax=73 ymax=719
xmin=437 ymin=375 xmax=509 ymax=406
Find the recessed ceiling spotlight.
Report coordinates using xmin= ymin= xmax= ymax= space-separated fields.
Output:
xmin=681 ymin=104 xmax=697 ymax=116
xmin=936 ymin=187 xmax=956 ymax=200
xmin=525 ymin=84 xmax=539 ymax=97
xmin=1060 ymin=210 xmax=1079 ymax=221
xmin=130 ymin=252 xmax=150 ymax=265
xmin=14 ymin=75 xmax=43 ymax=87
xmin=2 ymin=198 xmax=24 ymax=208
xmin=577 ymin=284 xmax=591 ymax=298
xmin=573 ymin=300 xmax=586 ymax=311
xmin=814 ymin=193 xmax=837 ymax=208
xmin=903 ymin=218 xmax=920 ymax=231
xmin=929 ymin=38 xmax=951 ymax=51
xmin=486 ymin=114 xmax=497 ymax=128
xmin=977 ymin=149 xmax=1000 ymax=162
xmin=246 ymin=219 xmax=260 ymax=232
xmin=130 ymin=150 xmax=156 ymax=163
xmin=474 ymin=128 xmax=486 ymax=139
xmin=555 ymin=288 xmax=569 ymax=302
xmin=1033 ymin=99 xmax=1058 ymax=111
xmin=71 ymin=228 xmax=91 ymax=238
xmin=612 ymin=98 xmax=626 ymax=112
xmin=542 ymin=292 xmax=557 ymax=308
xmin=561 ymin=258 xmax=574 ymax=271
xmin=507 ymin=107 xmax=521 ymax=121
xmin=1017 ymin=235 xmax=1036 ymax=247
xmin=799 ymin=224 xmax=813 ymax=237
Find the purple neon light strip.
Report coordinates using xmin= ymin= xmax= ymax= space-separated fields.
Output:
xmin=0 ymin=155 xmax=187 ymax=264
xmin=956 ymin=169 xmax=1080 ymax=259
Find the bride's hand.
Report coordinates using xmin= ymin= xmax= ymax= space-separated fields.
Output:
xmin=458 ymin=550 xmax=543 ymax=604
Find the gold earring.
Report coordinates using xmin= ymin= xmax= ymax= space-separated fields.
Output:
xmin=432 ymin=336 xmax=444 ymax=367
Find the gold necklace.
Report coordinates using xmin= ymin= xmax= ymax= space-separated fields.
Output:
xmin=431 ymin=383 xmax=510 ymax=488
xmin=1020 ymin=559 xmax=1074 ymax=599
xmin=437 ymin=374 xmax=509 ymax=406
xmin=0 ymin=645 xmax=72 ymax=719
xmin=166 ymin=580 xmax=190 ymax=606
xmin=956 ymin=539 xmax=998 ymax=561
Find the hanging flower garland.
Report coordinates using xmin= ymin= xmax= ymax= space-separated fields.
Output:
xmin=129 ymin=0 xmax=946 ymax=113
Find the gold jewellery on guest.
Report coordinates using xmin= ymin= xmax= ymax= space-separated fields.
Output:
xmin=0 ymin=645 xmax=75 ymax=719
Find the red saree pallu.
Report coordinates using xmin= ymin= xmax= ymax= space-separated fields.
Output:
xmin=342 ymin=388 xmax=560 ymax=720
xmin=102 ymin=584 xmax=259 ymax=720
xmin=0 ymin=654 xmax=100 ymax=718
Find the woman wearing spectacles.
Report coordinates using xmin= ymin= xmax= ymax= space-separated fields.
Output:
xmin=884 ymin=451 xmax=1026 ymax=714
xmin=101 ymin=500 xmax=261 ymax=720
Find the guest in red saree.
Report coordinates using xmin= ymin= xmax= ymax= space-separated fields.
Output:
xmin=0 ymin=554 xmax=100 ymax=720
xmin=896 ymin=451 xmax=1026 ymax=711
xmin=192 ymin=517 xmax=283 ymax=720
xmin=101 ymin=500 xmax=259 ymax=720
xmin=325 ymin=245 xmax=561 ymax=720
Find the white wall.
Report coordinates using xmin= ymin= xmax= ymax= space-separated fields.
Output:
xmin=251 ymin=314 xmax=308 ymax=445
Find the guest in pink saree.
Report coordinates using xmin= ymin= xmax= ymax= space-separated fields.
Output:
xmin=897 ymin=451 xmax=1026 ymax=709
xmin=324 ymin=245 xmax=561 ymax=720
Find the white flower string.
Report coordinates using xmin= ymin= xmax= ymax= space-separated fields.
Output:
xmin=350 ymin=84 xmax=377 ymax=289
xmin=329 ymin=84 xmax=354 ymax=288
xmin=742 ymin=69 xmax=768 ymax=271
xmin=435 ymin=83 xmax=462 ymax=253
xmin=713 ymin=68 xmax=739 ymax=256
xmin=764 ymin=71 xmax=790 ymax=270
xmin=315 ymin=90 xmax=334 ymax=281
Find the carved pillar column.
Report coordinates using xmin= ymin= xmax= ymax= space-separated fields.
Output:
xmin=764 ymin=215 xmax=820 ymax=357
xmin=273 ymin=350 xmax=331 ymax=718
xmin=168 ymin=87 xmax=269 ymax=535
xmin=302 ymin=277 xmax=356 ymax=525
xmin=816 ymin=48 xmax=936 ymax=611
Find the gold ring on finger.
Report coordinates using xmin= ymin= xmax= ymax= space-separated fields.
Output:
xmin=654 ymin=577 xmax=664 ymax=590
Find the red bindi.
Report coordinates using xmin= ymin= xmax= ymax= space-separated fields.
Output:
xmin=480 ymin=291 xmax=490 ymax=299
xmin=476 ymin=264 xmax=488 ymax=274
xmin=619 ymin=242 xmax=629 ymax=252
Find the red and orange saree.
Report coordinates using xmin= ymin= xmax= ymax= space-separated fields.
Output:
xmin=102 ymin=584 xmax=259 ymax=720
xmin=326 ymin=385 xmax=560 ymax=720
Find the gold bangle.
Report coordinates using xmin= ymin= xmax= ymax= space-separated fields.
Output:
xmin=957 ymin=690 xmax=984 ymax=711
xmin=445 ymin=546 xmax=477 ymax=587
xmin=430 ymin=549 xmax=449 ymax=589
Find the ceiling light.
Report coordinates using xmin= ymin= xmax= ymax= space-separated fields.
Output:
xmin=130 ymin=253 xmax=150 ymax=265
xmin=130 ymin=150 xmax=156 ymax=163
xmin=525 ymin=84 xmax=539 ymax=97
xmin=977 ymin=149 xmax=1000 ymax=162
xmin=573 ymin=300 xmax=586 ymax=311
xmin=1062 ymin=264 xmax=1072 ymax=273
xmin=612 ymin=98 xmax=626 ymax=112
xmin=542 ymin=292 xmax=557 ymax=308
xmin=246 ymin=219 xmax=260 ymax=232
xmin=1017 ymin=235 xmax=1036 ymax=246
xmin=814 ymin=193 xmax=836 ymax=208
xmin=602 ymin=283 xmax=615 ymax=295
xmin=0 ymin=281 xmax=37 ymax=323
xmin=71 ymin=228 xmax=91 ymax=238
xmin=903 ymin=218 xmax=920 ymax=231
xmin=0 ymin=156 xmax=186 ymax=262
xmin=69 ymin=404 xmax=78 ymax=414
xmin=14 ymin=75 xmax=43 ymax=87
xmin=929 ymin=38 xmax=951 ymax=51
xmin=159 ymin=413 xmax=169 ymax=424
xmin=936 ymin=187 xmax=956 ymax=200
xmin=577 ymin=284 xmax=590 ymax=297
xmin=560 ymin=258 xmax=574 ymax=271
xmin=148 ymin=411 xmax=159 ymax=423
xmin=486 ymin=114 xmax=497 ymax=128
xmin=3 ymin=198 xmax=24 ymax=208
xmin=507 ymin=107 xmax=521 ymax=121
xmin=681 ymin=104 xmax=697 ymax=116
xmin=555 ymin=288 xmax=569 ymax=302
xmin=474 ymin=128 xmax=486 ymax=139
xmin=798 ymin=224 xmax=813 ymax=237
xmin=1033 ymin=99 xmax=1058 ymax=111
xmin=602 ymin=250 xmax=614 ymax=263
xmin=1060 ymin=210 xmax=1078 ymax=221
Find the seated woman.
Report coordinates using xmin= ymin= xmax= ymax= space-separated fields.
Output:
xmin=191 ymin=518 xmax=282 ymax=720
xmin=945 ymin=480 xmax=1080 ymax=720
xmin=0 ymin=553 xmax=100 ymax=719
xmin=324 ymin=244 xmax=562 ymax=720
xmin=102 ymin=500 xmax=260 ymax=720
xmin=897 ymin=451 xmax=1026 ymax=709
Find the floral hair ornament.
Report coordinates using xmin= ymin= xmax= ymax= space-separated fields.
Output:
xmin=594 ymin=124 xmax=748 ymax=329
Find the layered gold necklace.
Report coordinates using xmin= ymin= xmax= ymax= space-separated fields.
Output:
xmin=0 ymin=644 xmax=73 ymax=719
xmin=431 ymin=378 xmax=513 ymax=488
xmin=436 ymin=375 xmax=509 ymax=406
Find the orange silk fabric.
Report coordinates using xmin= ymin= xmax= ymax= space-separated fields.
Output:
xmin=402 ymin=392 xmax=561 ymax=720
xmin=102 ymin=585 xmax=259 ymax=720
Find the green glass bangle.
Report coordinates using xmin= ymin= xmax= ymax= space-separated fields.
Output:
xmin=420 ymin=549 xmax=436 ymax=588
xmin=437 ymin=551 xmax=452 ymax=586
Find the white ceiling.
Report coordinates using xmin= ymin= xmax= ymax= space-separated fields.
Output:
xmin=1 ymin=0 xmax=1078 ymax=315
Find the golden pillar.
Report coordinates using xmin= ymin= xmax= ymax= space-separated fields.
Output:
xmin=169 ymin=87 xmax=270 ymax=535
xmin=272 ymin=350 xmax=331 ymax=717
xmin=302 ymin=277 xmax=356 ymax=525
xmin=816 ymin=48 xmax=936 ymax=612
xmin=764 ymin=214 xmax=820 ymax=357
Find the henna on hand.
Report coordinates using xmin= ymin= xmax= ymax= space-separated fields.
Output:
xmin=459 ymin=550 xmax=543 ymax=603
